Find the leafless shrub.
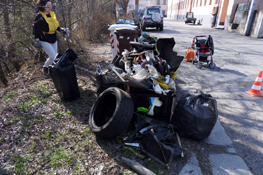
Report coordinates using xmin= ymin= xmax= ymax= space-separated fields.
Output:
xmin=0 ymin=0 xmax=117 ymax=87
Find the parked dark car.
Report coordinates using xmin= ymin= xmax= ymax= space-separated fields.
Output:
xmin=185 ymin=12 xmax=196 ymax=25
xmin=139 ymin=6 xmax=163 ymax=31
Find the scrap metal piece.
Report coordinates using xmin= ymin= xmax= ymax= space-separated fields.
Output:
xmin=124 ymin=143 xmax=140 ymax=147
xmin=121 ymin=157 xmax=156 ymax=175
xmin=139 ymin=125 xmax=153 ymax=134
xmin=176 ymin=132 xmax=184 ymax=158
xmin=97 ymin=61 xmax=150 ymax=89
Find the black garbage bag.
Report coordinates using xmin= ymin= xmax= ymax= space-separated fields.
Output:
xmin=172 ymin=92 xmax=218 ymax=141
xmin=49 ymin=48 xmax=80 ymax=101
xmin=156 ymin=38 xmax=184 ymax=72
xmin=139 ymin=127 xmax=182 ymax=166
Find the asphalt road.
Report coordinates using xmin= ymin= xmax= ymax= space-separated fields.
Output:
xmin=145 ymin=18 xmax=263 ymax=174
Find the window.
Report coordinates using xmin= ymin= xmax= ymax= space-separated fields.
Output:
xmin=200 ymin=0 xmax=202 ymax=6
xmin=147 ymin=8 xmax=160 ymax=15
xmin=209 ymin=0 xmax=212 ymax=5
xmin=163 ymin=0 xmax=166 ymax=5
xmin=157 ymin=0 xmax=160 ymax=5
xmin=196 ymin=0 xmax=198 ymax=7
xmin=188 ymin=12 xmax=193 ymax=18
xmin=205 ymin=0 xmax=207 ymax=6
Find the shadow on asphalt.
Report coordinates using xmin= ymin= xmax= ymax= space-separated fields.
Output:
xmin=218 ymin=109 xmax=263 ymax=174
xmin=219 ymin=68 xmax=247 ymax=77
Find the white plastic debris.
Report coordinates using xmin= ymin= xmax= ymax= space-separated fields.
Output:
xmin=147 ymin=64 xmax=159 ymax=79
xmin=148 ymin=97 xmax=163 ymax=116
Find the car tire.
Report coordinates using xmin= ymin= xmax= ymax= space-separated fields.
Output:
xmin=160 ymin=25 xmax=163 ymax=31
xmin=89 ymin=87 xmax=134 ymax=139
xmin=152 ymin=13 xmax=161 ymax=22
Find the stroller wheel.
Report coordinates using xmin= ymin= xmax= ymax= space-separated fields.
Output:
xmin=197 ymin=62 xmax=202 ymax=69
xmin=209 ymin=62 xmax=216 ymax=69
xmin=192 ymin=60 xmax=196 ymax=64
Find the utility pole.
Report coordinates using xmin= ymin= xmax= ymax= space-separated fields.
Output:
xmin=177 ymin=1 xmax=181 ymax=20
xmin=135 ymin=0 xmax=139 ymax=25
xmin=189 ymin=0 xmax=193 ymax=12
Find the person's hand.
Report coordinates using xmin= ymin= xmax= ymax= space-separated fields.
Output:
xmin=36 ymin=40 xmax=42 ymax=48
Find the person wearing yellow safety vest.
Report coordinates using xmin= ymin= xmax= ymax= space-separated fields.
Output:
xmin=34 ymin=0 xmax=66 ymax=75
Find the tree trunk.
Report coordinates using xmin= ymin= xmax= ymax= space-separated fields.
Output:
xmin=1 ymin=0 xmax=11 ymax=86
xmin=3 ymin=0 xmax=11 ymax=40
xmin=0 ymin=62 xmax=8 ymax=87
xmin=3 ymin=0 xmax=21 ymax=72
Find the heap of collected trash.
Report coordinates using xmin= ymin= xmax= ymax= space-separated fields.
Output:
xmin=97 ymin=36 xmax=182 ymax=95
xmin=89 ymin=31 xmax=218 ymax=167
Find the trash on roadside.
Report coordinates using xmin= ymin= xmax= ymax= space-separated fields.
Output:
xmin=184 ymin=47 xmax=195 ymax=62
xmin=139 ymin=127 xmax=182 ymax=166
xmin=138 ymin=32 xmax=157 ymax=44
xmin=124 ymin=143 xmax=140 ymax=147
xmin=49 ymin=48 xmax=80 ymax=101
xmin=117 ymin=19 xmax=134 ymax=24
xmin=89 ymin=27 xmax=219 ymax=170
xmin=172 ymin=91 xmax=218 ymax=141
xmin=96 ymin=39 xmax=182 ymax=94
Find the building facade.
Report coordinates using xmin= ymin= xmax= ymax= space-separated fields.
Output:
xmin=167 ymin=0 xmax=263 ymax=38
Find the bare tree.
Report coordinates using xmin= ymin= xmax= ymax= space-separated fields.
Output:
xmin=115 ymin=0 xmax=129 ymax=15
xmin=0 ymin=0 xmax=116 ymax=88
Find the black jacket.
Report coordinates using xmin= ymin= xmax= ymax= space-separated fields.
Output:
xmin=34 ymin=13 xmax=61 ymax=43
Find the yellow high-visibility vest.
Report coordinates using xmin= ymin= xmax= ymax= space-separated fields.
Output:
xmin=39 ymin=11 xmax=59 ymax=34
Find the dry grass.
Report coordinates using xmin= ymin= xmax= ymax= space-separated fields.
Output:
xmin=0 ymin=43 xmax=172 ymax=175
